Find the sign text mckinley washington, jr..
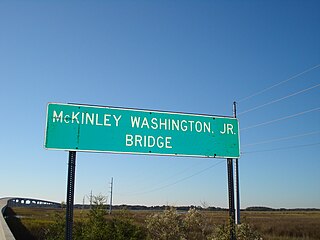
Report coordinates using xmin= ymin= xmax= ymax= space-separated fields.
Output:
xmin=45 ymin=103 xmax=240 ymax=158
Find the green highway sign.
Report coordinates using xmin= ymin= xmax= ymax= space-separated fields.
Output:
xmin=45 ymin=103 xmax=240 ymax=158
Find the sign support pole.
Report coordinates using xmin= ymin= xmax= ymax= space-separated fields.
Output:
xmin=227 ymin=158 xmax=236 ymax=240
xmin=66 ymin=151 xmax=76 ymax=240
xmin=233 ymin=101 xmax=241 ymax=225
xmin=235 ymin=158 xmax=240 ymax=224
xmin=226 ymin=101 xmax=237 ymax=240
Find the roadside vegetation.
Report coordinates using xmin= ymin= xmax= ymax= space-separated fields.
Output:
xmin=4 ymin=197 xmax=320 ymax=240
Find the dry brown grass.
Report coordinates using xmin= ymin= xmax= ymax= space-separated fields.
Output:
xmin=199 ymin=211 xmax=320 ymax=240
xmin=241 ymin=211 xmax=320 ymax=240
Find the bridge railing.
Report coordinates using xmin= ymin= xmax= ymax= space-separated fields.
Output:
xmin=0 ymin=198 xmax=15 ymax=240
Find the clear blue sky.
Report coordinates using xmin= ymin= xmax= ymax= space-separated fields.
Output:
xmin=0 ymin=0 xmax=319 ymax=209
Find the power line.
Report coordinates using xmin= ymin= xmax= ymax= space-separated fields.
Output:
xmin=242 ymin=142 xmax=320 ymax=154
xmin=152 ymin=159 xmax=208 ymax=183
xmin=238 ymin=83 xmax=320 ymax=116
xmin=241 ymin=107 xmax=320 ymax=131
xmin=238 ymin=63 xmax=320 ymax=103
xmin=117 ymin=159 xmax=210 ymax=196
xmin=242 ymin=130 xmax=320 ymax=147
xmin=120 ymin=160 xmax=224 ymax=196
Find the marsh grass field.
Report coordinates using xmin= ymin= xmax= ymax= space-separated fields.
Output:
xmin=4 ymin=207 xmax=320 ymax=240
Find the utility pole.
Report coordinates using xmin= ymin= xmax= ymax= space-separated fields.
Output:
xmin=109 ymin=177 xmax=113 ymax=214
xmin=233 ymin=101 xmax=241 ymax=225
xmin=90 ymin=190 xmax=93 ymax=209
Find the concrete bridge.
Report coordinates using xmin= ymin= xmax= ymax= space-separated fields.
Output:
xmin=0 ymin=197 xmax=61 ymax=240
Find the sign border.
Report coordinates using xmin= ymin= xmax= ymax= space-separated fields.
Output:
xmin=44 ymin=102 xmax=241 ymax=159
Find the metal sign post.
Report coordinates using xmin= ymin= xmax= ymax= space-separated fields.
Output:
xmin=235 ymin=158 xmax=240 ymax=225
xmin=66 ymin=151 xmax=76 ymax=240
xmin=233 ymin=101 xmax=241 ymax=225
xmin=227 ymin=158 xmax=236 ymax=240
xmin=226 ymin=102 xmax=238 ymax=240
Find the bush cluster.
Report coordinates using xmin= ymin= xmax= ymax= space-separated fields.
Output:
xmin=44 ymin=196 xmax=145 ymax=240
xmin=146 ymin=207 xmax=207 ymax=240
xmin=146 ymin=207 xmax=261 ymax=240
xmin=43 ymin=196 xmax=261 ymax=240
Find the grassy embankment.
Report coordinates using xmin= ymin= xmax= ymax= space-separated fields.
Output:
xmin=4 ymin=207 xmax=320 ymax=240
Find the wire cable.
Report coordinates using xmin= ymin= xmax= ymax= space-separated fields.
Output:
xmin=242 ymin=142 xmax=320 ymax=154
xmin=242 ymin=130 xmax=320 ymax=147
xmin=238 ymin=63 xmax=320 ymax=103
xmin=241 ymin=107 xmax=320 ymax=131
xmin=118 ymin=160 xmax=225 ymax=196
xmin=117 ymin=158 xmax=210 ymax=196
xmin=238 ymin=83 xmax=320 ymax=116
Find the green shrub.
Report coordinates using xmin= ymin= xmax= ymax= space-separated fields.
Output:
xmin=43 ymin=195 xmax=146 ymax=240
xmin=146 ymin=207 xmax=210 ymax=240
xmin=146 ymin=207 xmax=184 ymax=240
xmin=207 ymin=223 xmax=230 ymax=240
xmin=183 ymin=208 xmax=207 ymax=240
xmin=43 ymin=212 xmax=65 ymax=240
xmin=208 ymin=220 xmax=262 ymax=240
